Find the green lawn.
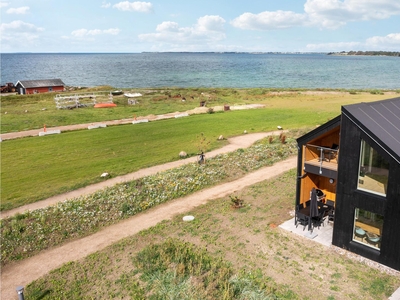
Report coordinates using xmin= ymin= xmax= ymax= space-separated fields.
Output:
xmin=1 ymin=108 xmax=329 ymax=210
xmin=1 ymin=87 xmax=396 ymax=134
xmin=1 ymin=88 xmax=398 ymax=210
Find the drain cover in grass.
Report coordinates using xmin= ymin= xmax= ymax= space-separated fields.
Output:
xmin=183 ymin=215 xmax=195 ymax=221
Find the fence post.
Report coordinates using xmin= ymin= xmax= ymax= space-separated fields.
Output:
xmin=16 ymin=286 xmax=25 ymax=300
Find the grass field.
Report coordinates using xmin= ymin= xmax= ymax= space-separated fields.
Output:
xmin=1 ymin=88 xmax=398 ymax=211
xmin=1 ymin=135 xmax=298 ymax=264
xmin=2 ymin=88 xmax=399 ymax=299
xmin=1 ymin=87 xmax=397 ymax=133
xmin=23 ymin=170 xmax=400 ymax=299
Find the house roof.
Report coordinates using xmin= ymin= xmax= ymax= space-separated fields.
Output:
xmin=342 ymin=97 xmax=400 ymax=164
xmin=16 ymin=79 xmax=65 ymax=88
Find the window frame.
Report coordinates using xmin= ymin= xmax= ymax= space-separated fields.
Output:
xmin=352 ymin=208 xmax=383 ymax=251
xmin=357 ymin=139 xmax=389 ymax=197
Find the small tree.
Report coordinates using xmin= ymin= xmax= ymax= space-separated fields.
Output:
xmin=279 ymin=133 xmax=286 ymax=144
xmin=196 ymin=132 xmax=210 ymax=153
xmin=229 ymin=195 xmax=244 ymax=208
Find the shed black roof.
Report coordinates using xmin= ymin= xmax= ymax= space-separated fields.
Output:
xmin=16 ymin=79 xmax=65 ymax=88
xmin=342 ymin=97 xmax=400 ymax=164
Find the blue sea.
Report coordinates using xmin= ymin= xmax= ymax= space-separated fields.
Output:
xmin=1 ymin=52 xmax=399 ymax=89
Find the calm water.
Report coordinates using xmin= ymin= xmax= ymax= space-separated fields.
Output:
xmin=1 ymin=52 xmax=399 ymax=89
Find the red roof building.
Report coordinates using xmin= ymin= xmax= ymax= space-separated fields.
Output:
xmin=15 ymin=79 xmax=65 ymax=95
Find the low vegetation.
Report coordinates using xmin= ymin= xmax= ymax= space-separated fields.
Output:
xmin=23 ymin=170 xmax=399 ymax=299
xmin=1 ymin=87 xmax=397 ymax=134
xmin=1 ymin=134 xmax=297 ymax=264
xmin=2 ymin=88 xmax=398 ymax=211
xmin=2 ymin=88 xmax=399 ymax=299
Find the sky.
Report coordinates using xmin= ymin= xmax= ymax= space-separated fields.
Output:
xmin=1 ymin=0 xmax=400 ymax=53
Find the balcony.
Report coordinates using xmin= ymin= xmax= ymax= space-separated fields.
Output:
xmin=303 ymin=144 xmax=339 ymax=178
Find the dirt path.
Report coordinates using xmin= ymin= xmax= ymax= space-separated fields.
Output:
xmin=0 ymin=104 xmax=265 ymax=141
xmin=1 ymin=130 xmax=289 ymax=299
xmin=1 ymin=131 xmax=285 ymax=219
xmin=1 ymin=156 xmax=296 ymax=300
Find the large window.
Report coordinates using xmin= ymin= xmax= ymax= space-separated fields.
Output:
xmin=353 ymin=208 xmax=383 ymax=250
xmin=358 ymin=140 xmax=389 ymax=196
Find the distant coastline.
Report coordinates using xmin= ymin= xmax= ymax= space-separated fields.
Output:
xmin=328 ymin=51 xmax=399 ymax=57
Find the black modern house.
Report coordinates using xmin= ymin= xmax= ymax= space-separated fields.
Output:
xmin=295 ymin=97 xmax=400 ymax=271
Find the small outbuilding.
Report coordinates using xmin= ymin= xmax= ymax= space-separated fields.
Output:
xmin=15 ymin=79 xmax=65 ymax=95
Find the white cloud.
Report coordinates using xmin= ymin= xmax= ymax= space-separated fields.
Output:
xmin=0 ymin=20 xmax=43 ymax=33
xmin=0 ymin=2 xmax=9 ymax=8
xmin=196 ymin=15 xmax=226 ymax=32
xmin=231 ymin=0 xmax=400 ymax=31
xmin=231 ymin=10 xmax=308 ymax=30
xmin=103 ymin=28 xmax=121 ymax=35
xmin=304 ymin=0 xmax=400 ymax=29
xmin=139 ymin=15 xmax=226 ymax=44
xmin=306 ymin=33 xmax=400 ymax=51
xmin=366 ymin=33 xmax=400 ymax=48
xmin=113 ymin=1 xmax=153 ymax=13
xmin=101 ymin=2 xmax=111 ymax=8
xmin=156 ymin=21 xmax=179 ymax=32
xmin=6 ymin=6 xmax=29 ymax=14
xmin=0 ymin=20 xmax=43 ymax=42
xmin=71 ymin=28 xmax=120 ymax=38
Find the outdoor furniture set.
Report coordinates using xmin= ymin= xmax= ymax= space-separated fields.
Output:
xmin=354 ymin=226 xmax=381 ymax=248
xmin=295 ymin=188 xmax=335 ymax=233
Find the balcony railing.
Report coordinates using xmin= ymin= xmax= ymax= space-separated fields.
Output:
xmin=304 ymin=144 xmax=339 ymax=174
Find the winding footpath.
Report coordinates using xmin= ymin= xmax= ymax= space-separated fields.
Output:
xmin=1 ymin=131 xmax=297 ymax=300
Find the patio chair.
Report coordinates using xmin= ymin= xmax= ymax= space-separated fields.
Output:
xmin=319 ymin=144 xmax=339 ymax=162
xmin=327 ymin=143 xmax=339 ymax=162
xmin=326 ymin=199 xmax=335 ymax=208
xmin=366 ymin=232 xmax=381 ymax=247
xmin=311 ymin=210 xmax=326 ymax=230
xmin=327 ymin=209 xmax=335 ymax=224
xmin=354 ymin=227 xmax=366 ymax=241
xmin=326 ymin=200 xmax=335 ymax=224
xmin=295 ymin=204 xmax=308 ymax=231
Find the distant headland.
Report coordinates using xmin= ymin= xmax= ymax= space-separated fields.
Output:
xmin=328 ymin=51 xmax=399 ymax=57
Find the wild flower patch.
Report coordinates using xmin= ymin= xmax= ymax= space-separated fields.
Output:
xmin=1 ymin=136 xmax=297 ymax=265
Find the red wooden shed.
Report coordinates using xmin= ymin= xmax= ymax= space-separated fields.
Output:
xmin=15 ymin=79 xmax=65 ymax=95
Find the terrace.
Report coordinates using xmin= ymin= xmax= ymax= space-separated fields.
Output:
xmin=303 ymin=143 xmax=339 ymax=178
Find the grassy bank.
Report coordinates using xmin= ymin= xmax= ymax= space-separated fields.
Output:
xmin=2 ymin=108 xmax=324 ymax=211
xmin=1 ymin=87 xmax=397 ymax=134
xmin=1 ymin=88 xmax=398 ymax=211
xmin=23 ymin=170 xmax=400 ymax=299
xmin=1 ymin=135 xmax=297 ymax=264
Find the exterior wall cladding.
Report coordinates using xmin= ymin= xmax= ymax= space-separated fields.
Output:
xmin=332 ymin=115 xmax=400 ymax=271
xmin=25 ymin=86 xmax=64 ymax=94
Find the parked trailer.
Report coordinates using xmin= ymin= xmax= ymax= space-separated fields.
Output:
xmin=0 ymin=83 xmax=16 ymax=93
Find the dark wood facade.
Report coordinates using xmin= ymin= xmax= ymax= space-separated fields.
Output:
xmin=296 ymin=97 xmax=400 ymax=271
xmin=15 ymin=79 xmax=65 ymax=94
xmin=332 ymin=99 xmax=400 ymax=271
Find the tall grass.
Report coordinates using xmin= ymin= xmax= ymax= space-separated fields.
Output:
xmin=26 ymin=238 xmax=297 ymax=299
xmin=22 ymin=169 xmax=399 ymax=299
